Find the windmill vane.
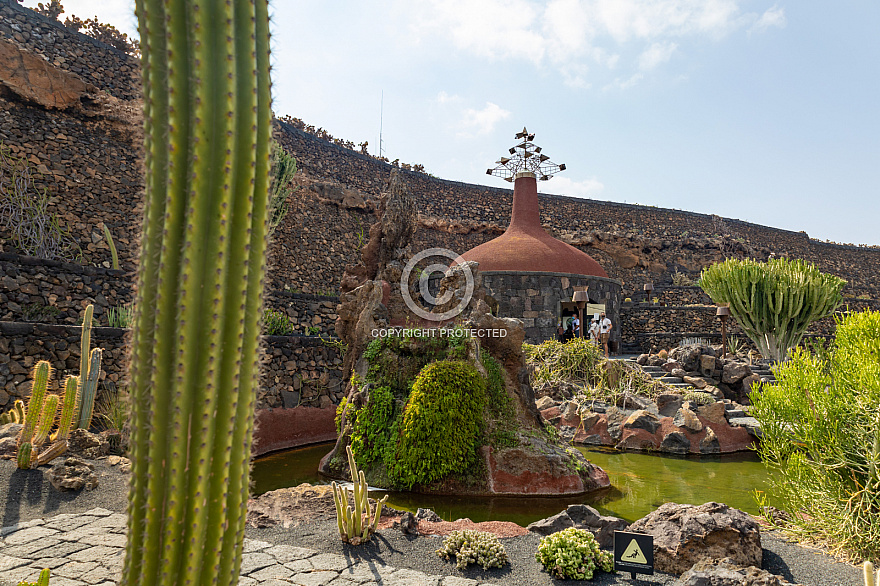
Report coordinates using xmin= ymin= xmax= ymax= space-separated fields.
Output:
xmin=486 ymin=127 xmax=566 ymax=182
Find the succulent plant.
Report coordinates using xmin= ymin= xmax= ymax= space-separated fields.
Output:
xmin=331 ymin=445 xmax=388 ymax=545
xmin=0 ymin=399 xmax=26 ymax=425
xmin=536 ymin=527 xmax=613 ymax=580
xmin=15 ymin=567 xmax=51 ymax=586
xmin=437 ymin=530 xmax=510 ymax=570
xmin=74 ymin=304 xmax=102 ymax=431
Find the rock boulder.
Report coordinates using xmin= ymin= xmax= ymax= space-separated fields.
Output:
xmin=628 ymin=502 xmax=761 ymax=575
xmin=527 ymin=504 xmax=628 ymax=549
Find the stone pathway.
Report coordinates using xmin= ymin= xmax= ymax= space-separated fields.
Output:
xmin=0 ymin=508 xmax=486 ymax=586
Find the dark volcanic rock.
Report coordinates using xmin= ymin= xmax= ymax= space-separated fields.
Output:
xmin=628 ymin=502 xmax=762 ymax=575
xmin=527 ymin=504 xmax=628 ymax=549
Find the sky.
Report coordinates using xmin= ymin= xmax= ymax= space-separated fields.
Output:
xmin=23 ymin=1 xmax=880 ymax=246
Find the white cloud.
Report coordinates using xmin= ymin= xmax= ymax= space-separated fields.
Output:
xmin=436 ymin=91 xmax=462 ymax=105
xmin=750 ymin=5 xmax=786 ymax=34
xmin=638 ymin=41 xmax=678 ymax=70
xmin=603 ymin=73 xmax=644 ymax=91
xmin=408 ymin=0 xmax=782 ymax=89
xmin=459 ymin=102 xmax=512 ymax=136
xmin=540 ymin=176 xmax=605 ymax=197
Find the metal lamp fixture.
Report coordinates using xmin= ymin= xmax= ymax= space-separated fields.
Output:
xmin=573 ymin=290 xmax=589 ymax=339
xmin=643 ymin=283 xmax=654 ymax=303
xmin=716 ymin=305 xmax=731 ymax=358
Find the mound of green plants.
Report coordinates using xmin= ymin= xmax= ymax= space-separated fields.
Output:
xmin=341 ymin=331 xmax=516 ymax=490
xmin=388 ymin=360 xmax=486 ymax=488
xmin=524 ymin=337 xmax=668 ymax=402
xmin=751 ymin=309 xmax=880 ymax=562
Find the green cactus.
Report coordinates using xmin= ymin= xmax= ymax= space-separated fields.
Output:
xmin=74 ymin=305 xmax=101 ymax=430
xmin=331 ymin=445 xmax=388 ymax=545
xmin=865 ymin=561 xmax=879 ymax=586
xmin=51 ymin=375 xmax=79 ymax=443
xmin=17 ymin=441 xmax=33 ymax=469
xmin=121 ymin=0 xmax=273 ymax=583
xmin=103 ymin=224 xmax=119 ymax=270
xmin=16 ymin=567 xmax=51 ymax=586
xmin=700 ymin=258 xmax=845 ymax=362
xmin=32 ymin=394 xmax=59 ymax=450
xmin=77 ymin=348 xmax=102 ymax=430
xmin=0 ymin=399 xmax=26 ymax=424
xmin=17 ymin=361 xmax=51 ymax=468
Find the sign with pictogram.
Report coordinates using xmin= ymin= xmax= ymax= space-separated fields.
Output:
xmin=613 ymin=531 xmax=654 ymax=578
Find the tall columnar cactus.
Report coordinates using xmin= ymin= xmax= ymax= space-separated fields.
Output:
xmin=77 ymin=348 xmax=102 ymax=430
xmin=32 ymin=394 xmax=59 ymax=451
xmin=122 ymin=0 xmax=272 ymax=584
xmin=51 ymin=375 xmax=79 ymax=443
xmin=74 ymin=304 xmax=101 ymax=430
xmin=0 ymin=399 xmax=25 ymax=424
xmin=331 ymin=445 xmax=389 ymax=545
xmin=16 ymin=361 xmax=51 ymax=469
xmin=700 ymin=258 xmax=846 ymax=362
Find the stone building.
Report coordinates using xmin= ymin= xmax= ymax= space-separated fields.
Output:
xmin=459 ymin=130 xmax=622 ymax=344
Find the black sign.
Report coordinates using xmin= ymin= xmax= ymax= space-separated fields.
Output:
xmin=613 ymin=531 xmax=654 ymax=578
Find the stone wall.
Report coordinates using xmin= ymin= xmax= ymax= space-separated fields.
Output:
xmin=0 ymin=322 xmax=343 ymax=412
xmin=0 ymin=252 xmax=133 ymax=324
xmin=483 ymin=271 xmax=621 ymax=344
xmin=264 ymin=290 xmax=338 ymax=337
xmin=0 ymin=0 xmax=140 ymax=100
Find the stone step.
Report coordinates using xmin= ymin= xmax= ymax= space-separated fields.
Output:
xmin=666 ymin=382 xmax=694 ymax=389
xmin=658 ymin=376 xmax=684 ymax=384
xmin=726 ymin=409 xmax=747 ymax=418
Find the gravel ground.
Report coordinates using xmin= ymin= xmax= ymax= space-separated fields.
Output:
xmin=0 ymin=459 xmax=864 ymax=585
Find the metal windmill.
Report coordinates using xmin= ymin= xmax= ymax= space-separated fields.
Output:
xmin=486 ymin=127 xmax=566 ymax=182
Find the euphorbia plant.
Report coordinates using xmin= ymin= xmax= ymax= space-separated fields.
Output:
xmin=122 ymin=0 xmax=272 ymax=584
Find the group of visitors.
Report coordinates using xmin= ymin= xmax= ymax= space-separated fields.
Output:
xmin=557 ymin=312 xmax=612 ymax=357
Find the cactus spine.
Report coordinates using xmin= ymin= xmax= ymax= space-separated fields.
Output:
xmin=74 ymin=304 xmax=101 ymax=430
xmin=700 ymin=258 xmax=845 ymax=362
xmin=122 ymin=0 xmax=272 ymax=584
xmin=32 ymin=394 xmax=59 ymax=450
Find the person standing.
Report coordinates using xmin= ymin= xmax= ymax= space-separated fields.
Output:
xmin=588 ymin=317 xmax=600 ymax=346
xmin=599 ymin=311 xmax=612 ymax=357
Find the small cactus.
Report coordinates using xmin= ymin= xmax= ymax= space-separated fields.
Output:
xmin=75 ymin=305 xmax=101 ymax=430
xmin=32 ymin=394 xmax=59 ymax=450
xmin=331 ymin=445 xmax=388 ymax=545
xmin=77 ymin=348 xmax=102 ymax=430
xmin=16 ymin=567 xmax=51 ymax=586
xmin=17 ymin=361 xmax=51 ymax=468
xmin=865 ymin=561 xmax=879 ymax=586
xmin=17 ymin=442 xmax=33 ymax=469
xmin=0 ymin=399 xmax=25 ymax=424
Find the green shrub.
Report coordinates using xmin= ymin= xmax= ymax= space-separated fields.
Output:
xmin=388 ymin=360 xmax=486 ymax=489
xmin=262 ymin=308 xmax=295 ymax=336
xmin=535 ymin=527 xmax=613 ymax=580
xmin=350 ymin=384 xmax=394 ymax=467
xmin=683 ymin=391 xmax=715 ymax=405
xmin=751 ymin=310 xmax=880 ymax=562
xmin=436 ymin=529 xmax=509 ymax=570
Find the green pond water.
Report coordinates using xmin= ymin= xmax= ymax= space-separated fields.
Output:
xmin=251 ymin=443 xmax=777 ymax=525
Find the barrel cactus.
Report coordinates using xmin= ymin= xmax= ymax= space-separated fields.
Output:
xmin=122 ymin=0 xmax=272 ymax=584
xmin=700 ymin=258 xmax=845 ymax=362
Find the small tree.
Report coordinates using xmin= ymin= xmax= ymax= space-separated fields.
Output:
xmin=700 ymin=257 xmax=845 ymax=362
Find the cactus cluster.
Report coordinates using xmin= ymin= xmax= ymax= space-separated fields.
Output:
xmin=0 ymin=399 xmax=25 ymax=424
xmin=700 ymin=258 xmax=845 ymax=362
xmin=331 ymin=445 xmax=388 ymax=545
xmin=14 ymin=304 xmax=103 ymax=469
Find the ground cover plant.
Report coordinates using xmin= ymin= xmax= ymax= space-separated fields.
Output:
xmin=436 ymin=530 xmax=510 ymax=570
xmin=752 ymin=309 xmax=880 ymax=563
xmin=535 ymin=527 xmax=613 ymax=580
xmin=700 ymin=257 xmax=845 ymax=362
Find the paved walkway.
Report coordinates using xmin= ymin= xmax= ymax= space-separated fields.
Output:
xmin=0 ymin=508 xmax=484 ymax=586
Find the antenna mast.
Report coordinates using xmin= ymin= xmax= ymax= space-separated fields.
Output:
xmin=378 ymin=91 xmax=385 ymax=159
